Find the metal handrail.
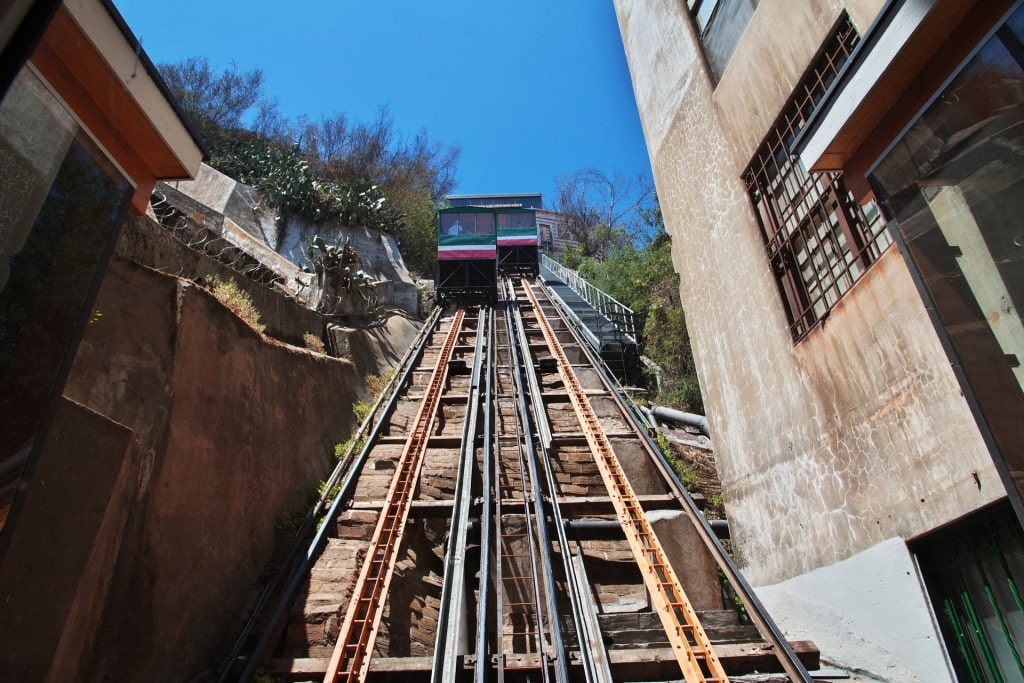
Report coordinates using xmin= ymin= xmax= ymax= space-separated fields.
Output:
xmin=539 ymin=254 xmax=638 ymax=342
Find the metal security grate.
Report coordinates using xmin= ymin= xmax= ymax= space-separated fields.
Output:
xmin=742 ymin=14 xmax=891 ymax=341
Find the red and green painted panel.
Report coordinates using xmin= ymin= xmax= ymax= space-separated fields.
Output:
xmin=497 ymin=226 xmax=538 ymax=247
xmin=497 ymin=209 xmax=538 ymax=246
xmin=438 ymin=233 xmax=497 ymax=260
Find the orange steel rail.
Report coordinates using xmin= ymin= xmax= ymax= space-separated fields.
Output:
xmin=520 ymin=280 xmax=729 ymax=683
xmin=323 ymin=308 xmax=467 ymax=683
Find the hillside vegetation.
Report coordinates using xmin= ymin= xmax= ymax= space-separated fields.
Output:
xmin=576 ymin=198 xmax=704 ymax=414
xmin=159 ymin=57 xmax=456 ymax=277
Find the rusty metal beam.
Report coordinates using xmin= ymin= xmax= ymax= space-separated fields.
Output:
xmin=324 ymin=309 xmax=467 ymax=683
xmin=521 ymin=279 xmax=729 ymax=683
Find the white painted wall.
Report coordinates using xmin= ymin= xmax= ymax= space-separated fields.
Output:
xmin=756 ymin=538 xmax=955 ymax=682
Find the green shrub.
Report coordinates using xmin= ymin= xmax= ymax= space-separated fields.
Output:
xmin=210 ymin=136 xmax=403 ymax=232
xmin=207 ymin=276 xmax=264 ymax=333
xmin=352 ymin=400 xmax=372 ymax=424
xmin=303 ymin=332 xmax=325 ymax=353
xmin=656 ymin=429 xmax=700 ymax=493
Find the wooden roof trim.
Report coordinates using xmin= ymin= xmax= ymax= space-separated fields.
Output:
xmin=797 ymin=0 xmax=999 ymax=174
xmin=31 ymin=1 xmax=202 ymax=182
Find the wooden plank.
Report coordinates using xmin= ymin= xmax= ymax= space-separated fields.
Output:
xmin=272 ymin=641 xmax=819 ymax=678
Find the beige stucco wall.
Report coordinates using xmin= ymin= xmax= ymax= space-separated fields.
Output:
xmin=613 ymin=0 xmax=1002 ymax=590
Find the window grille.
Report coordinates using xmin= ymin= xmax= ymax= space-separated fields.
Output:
xmin=742 ymin=14 xmax=892 ymax=340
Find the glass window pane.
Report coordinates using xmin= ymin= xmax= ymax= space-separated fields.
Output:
xmin=870 ymin=6 xmax=1024 ymax=507
xmin=0 ymin=69 xmax=132 ymax=530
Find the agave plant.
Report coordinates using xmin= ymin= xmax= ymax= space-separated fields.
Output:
xmin=302 ymin=235 xmax=377 ymax=314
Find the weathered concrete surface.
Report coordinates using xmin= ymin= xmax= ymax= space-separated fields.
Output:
xmin=756 ymin=538 xmax=955 ymax=682
xmin=614 ymin=0 xmax=1001 ymax=578
xmin=164 ymin=162 xmax=281 ymax=248
xmin=0 ymin=253 xmax=417 ymax=681
xmin=164 ymin=163 xmax=419 ymax=316
xmin=613 ymin=0 xmax=1003 ymax=672
xmin=279 ymin=214 xmax=419 ymax=316
xmin=117 ymin=213 xmax=326 ymax=349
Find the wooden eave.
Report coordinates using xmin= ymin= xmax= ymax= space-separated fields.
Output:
xmin=28 ymin=1 xmax=203 ymax=211
xmin=796 ymin=0 xmax=1015 ymax=199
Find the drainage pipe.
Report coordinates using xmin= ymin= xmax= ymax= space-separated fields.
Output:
xmin=651 ymin=405 xmax=710 ymax=438
xmin=638 ymin=405 xmax=659 ymax=430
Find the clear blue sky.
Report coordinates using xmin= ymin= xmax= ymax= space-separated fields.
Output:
xmin=112 ymin=0 xmax=653 ymax=209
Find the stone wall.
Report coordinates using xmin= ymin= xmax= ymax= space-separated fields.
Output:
xmin=0 ymin=254 xmax=419 ymax=680
xmin=162 ymin=164 xmax=419 ymax=316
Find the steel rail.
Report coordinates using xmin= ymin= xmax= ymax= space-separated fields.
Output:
xmin=508 ymin=278 xmax=614 ymax=683
xmin=433 ymin=308 xmax=489 ymax=682
xmin=324 ymin=308 xmax=467 ymax=682
xmin=474 ymin=307 xmax=496 ymax=683
xmin=234 ymin=306 xmax=443 ymax=683
xmin=534 ymin=279 xmax=815 ymax=683
xmin=490 ymin=309 xmax=537 ymax=683
xmin=521 ymin=279 xmax=729 ymax=683
xmin=491 ymin=314 xmax=513 ymax=683
xmin=497 ymin=281 xmax=558 ymax=682
xmin=512 ymin=291 xmax=553 ymax=451
xmin=502 ymin=280 xmax=567 ymax=681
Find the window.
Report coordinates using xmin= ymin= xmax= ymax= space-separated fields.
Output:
xmin=742 ymin=15 xmax=891 ymax=340
xmin=0 ymin=68 xmax=133 ymax=529
xmin=688 ymin=0 xmax=759 ymax=81
xmin=868 ymin=4 xmax=1024 ymax=521
xmin=440 ymin=211 xmax=495 ymax=236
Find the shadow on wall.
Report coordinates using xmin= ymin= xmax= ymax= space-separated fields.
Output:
xmin=0 ymin=254 xmax=419 ymax=680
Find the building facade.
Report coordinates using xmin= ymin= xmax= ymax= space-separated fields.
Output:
xmin=614 ymin=1 xmax=1024 ymax=680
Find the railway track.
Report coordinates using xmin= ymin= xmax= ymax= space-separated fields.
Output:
xmin=228 ymin=277 xmax=815 ymax=682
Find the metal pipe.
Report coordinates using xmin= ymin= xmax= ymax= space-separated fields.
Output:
xmin=639 ymin=405 xmax=658 ymax=430
xmin=651 ymin=405 xmax=710 ymax=439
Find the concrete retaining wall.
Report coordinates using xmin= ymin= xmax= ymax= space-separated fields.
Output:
xmin=0 ymin=255 xmax=419 ymax=680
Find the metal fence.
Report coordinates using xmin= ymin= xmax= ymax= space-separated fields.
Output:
xmin=539 ymin=254 xmax=638 ymax=342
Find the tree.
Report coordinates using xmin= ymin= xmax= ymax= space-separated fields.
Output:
xmin=397 ymin=194 xmax=439 ymax=278
xmin=575 ymin=193 xmax=703 ymax=412
xmin=299 ymin=107 xmax=461 ymax=206
xmin=554 ymin=167 xmax=655 ymax=260
xmin=158 ymin=59 xmax=460 ymax=242
xmin=159 ymin=57 xmax=265 ymax=143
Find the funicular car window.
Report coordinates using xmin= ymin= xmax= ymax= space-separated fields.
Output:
xmin=441 ymin=212 xmax=494 ymax=235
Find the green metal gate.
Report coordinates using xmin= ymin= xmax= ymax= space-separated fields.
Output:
xmin=915 ymin=502 xmax=1024 ymax=683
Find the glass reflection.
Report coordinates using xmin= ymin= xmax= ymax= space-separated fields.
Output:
xmin=497 ymin=212 xmax=536 ymax=229
xmin=0 ymin=70 xmax=131 ymax=532
xmin=440 ymin=212 xmax=495 ymax=236
xmin=870 ymin=7 xmax=1024 ymax=528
